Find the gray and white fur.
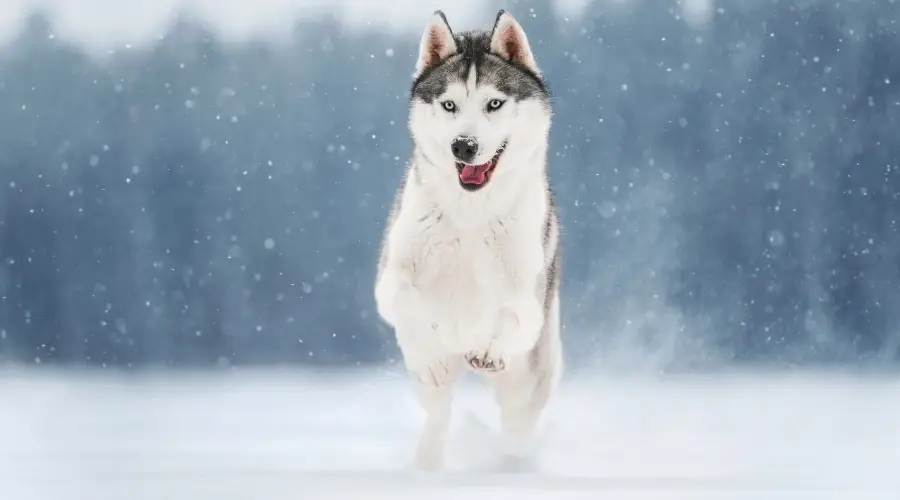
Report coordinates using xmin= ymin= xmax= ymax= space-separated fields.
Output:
xmin=374 ymin=9 xmax=562 ymax=470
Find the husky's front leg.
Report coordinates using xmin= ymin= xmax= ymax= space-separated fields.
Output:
xmin=465 ymin=294 xmax=543 ymax=372
xmin=374 ymin=232 xmax=444 ymax=328
xmin=395 ymin=323 xmax=463 ymax=471
xmin=466 ymin=231 xmax=545 ymax=372
xmin=374 ymin=266 xmax=409 ymax=327
xmin=375 ymin=261 xmax=437 ymax=328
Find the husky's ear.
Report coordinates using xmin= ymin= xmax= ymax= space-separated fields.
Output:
xmin=490 ymin=10 xmax=540 ymax=76
xmin=414 ymin=11 xmax=457 ymax=79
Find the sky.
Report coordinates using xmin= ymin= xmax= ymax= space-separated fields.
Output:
xmin=0 ymin=0 xmax=715 ymax=52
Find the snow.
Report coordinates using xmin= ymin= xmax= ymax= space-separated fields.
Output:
xmin=1 ymin=368 xmax=898 ymax=499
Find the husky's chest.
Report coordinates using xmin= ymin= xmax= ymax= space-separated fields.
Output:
xmin=411 ymin=220 xmax=503 ymax=295
xmin=402 ymin=213 xmax=513 ymax=325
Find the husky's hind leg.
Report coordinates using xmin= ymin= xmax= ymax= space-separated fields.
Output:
xmin=410 ymin=363 xmax=462 ymax=470
xmin=395 ymin=324 xmax=464 ymax=471
xmin=488 ymin=365 xmax=548 ymax=459
xmin=489 ymin=293 xmax=562 ymax=459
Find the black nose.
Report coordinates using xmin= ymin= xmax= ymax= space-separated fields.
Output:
xmin=451 ymin=136 xmax=478 ymax=163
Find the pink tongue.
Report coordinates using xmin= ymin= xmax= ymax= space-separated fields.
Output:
xmin=459 ymin=162 xmax=491 ymax=184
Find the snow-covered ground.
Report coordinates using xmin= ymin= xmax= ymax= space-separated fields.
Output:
xmin=1 ymin=367 xmax=898 ymax=499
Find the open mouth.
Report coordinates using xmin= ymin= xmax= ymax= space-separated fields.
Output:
xmin=455 ymin=141 xmax=507 ymax=191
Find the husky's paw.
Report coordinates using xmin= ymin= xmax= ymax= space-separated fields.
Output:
xmin=410 ymin=362 xmax=454 ymax=387
xmin=406 ymin=356 xmax=458 ymax=387
xmin=465 ymin=350 xmax=506 ymax=372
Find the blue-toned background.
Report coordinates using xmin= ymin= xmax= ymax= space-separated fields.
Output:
xmin=1 ymin=0 xmax=898 ymax=371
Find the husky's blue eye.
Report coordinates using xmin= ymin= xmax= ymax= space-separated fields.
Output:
xmin=441 ymin=100 xmax=456 ymax=112
xmin=487 ymin=99 xmax=505 ymax=111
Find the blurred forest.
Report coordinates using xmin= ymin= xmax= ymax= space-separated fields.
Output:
xmin=0 ymin=0 xmax=899 ymax=370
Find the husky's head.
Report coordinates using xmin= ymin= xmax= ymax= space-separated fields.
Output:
xmin=408 ymin=10 xmax=551 ymax=192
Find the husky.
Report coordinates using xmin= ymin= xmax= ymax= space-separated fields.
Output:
xmin=374 ymin=9 xmax=562 ymax=471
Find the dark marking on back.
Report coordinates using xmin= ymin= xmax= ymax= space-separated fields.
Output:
xmin=542 ymin=191 xmax=556 ymax=249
